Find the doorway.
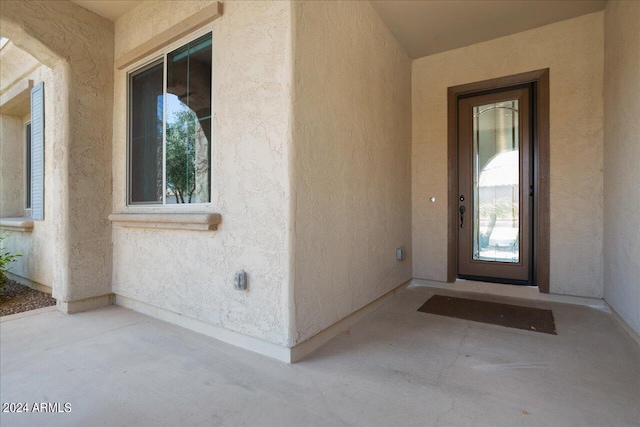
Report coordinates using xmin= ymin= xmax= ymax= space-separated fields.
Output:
xmin=458 ymin=86 xmax=531 ymax=283
xmin=447 ymin=70 xmax=550 ymax=292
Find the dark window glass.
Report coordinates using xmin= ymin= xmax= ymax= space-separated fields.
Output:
xmin=129 ymin=60 xmax=164 ymax=204
xmin=165 ymin=33 xmax=212 ymax=204
xmin=25 ymin=123 xmax=31 ymax=209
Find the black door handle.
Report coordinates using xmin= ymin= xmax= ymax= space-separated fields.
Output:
xmin=459 ymin=205 xmax=466 ymax=228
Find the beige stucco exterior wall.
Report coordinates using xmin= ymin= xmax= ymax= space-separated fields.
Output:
xmin=0 ymin=55 xmax=55 ymax=288
xmin=111 ymin=1 xmax=293 ymax=345
xmin=2 ymin=0 xmax=629 ymax=352
xmin=0 ymin=1 xmax=114 ymax=306
xmin=291 ymin=1 xmax=413 ymax=343
xmin=603 ymin=0 xmax=640 ymax=334
xmin=0 ymin=114 xmax=24 ymax=217
xmin=412 ymin=12 xmax=605 ymax=298
xmin=0 ymin=41 xmax=43 ymax=219
xmin=0 ymin=40 xmax=39 ymax=96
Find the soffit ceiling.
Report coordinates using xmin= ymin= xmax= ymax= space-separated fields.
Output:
xmin=70 ymin=0 xmax=142 ymax=22
xmin=69 ymin=0 xmax=607 ymax=58
xmin=370 ymin=0 xmax=607 ymax=59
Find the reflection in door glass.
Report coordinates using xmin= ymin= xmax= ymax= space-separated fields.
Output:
xmin=473 ymin=100 xmax=519 ymax=262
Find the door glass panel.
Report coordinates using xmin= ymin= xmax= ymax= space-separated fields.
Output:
xmin=472 ymin=100 xmax=519 ymax=262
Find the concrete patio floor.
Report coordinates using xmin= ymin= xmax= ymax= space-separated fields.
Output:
xmin=1 ymin=286 xmax=639 ymax=427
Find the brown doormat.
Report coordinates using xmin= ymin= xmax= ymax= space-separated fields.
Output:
xmin=417 ymin=295 xmax=557 ymax=335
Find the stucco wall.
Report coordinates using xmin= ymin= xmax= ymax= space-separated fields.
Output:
xmin=292 ymin=1 xmax=413 ymax=343
xmin=412 ymin=12 xmax=605 ymax=298
xmin=0 ymin=62 xmax=55 ymax=288
xmin=112 ymin=1 xmax=293 ymax=345
xmin=0 ymin=41 xmax=42 ymax=219
xmin=0 ymin=0 xmax=114 ymax=304
xmin=0 ymin=40 xmax=40 ymax=92
xmin=603 ymin=0 xmax=640 ymax=334
xmin=0 ymin=115 xmax=23 ymax=217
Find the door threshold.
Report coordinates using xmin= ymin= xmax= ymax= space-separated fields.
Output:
xmin=457 ymin=275 xmax=531 ymax=286
xmin=408 ymin=278 xmax=607 ymax=310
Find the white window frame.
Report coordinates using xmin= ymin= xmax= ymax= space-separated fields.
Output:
xmin=125 ymin=25 xmax=215 ymax=209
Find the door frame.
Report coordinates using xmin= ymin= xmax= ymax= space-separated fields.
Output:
xmin=447 ymin=69 xmax=550 ymax=293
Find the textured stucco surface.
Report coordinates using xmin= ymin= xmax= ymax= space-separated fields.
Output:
xmin=0 ymin=61 xmax=55 ymax=288
xmin=0 ymin=40 xmax=39 ymax=93
xmin=412 ymin=12 xmax=605 ymax=298
xmin=0 ymin=1 xmax=114 ymax=302
xmin=0 ymin=41 xmax=42 ymax=219
xmin=603 ymin=0 xmax=640 ymax=335
xmin=1 ymin=0 xmax=628 ymax=356
xmin=112 ymin=1 xmax=293 ymax=345
xmin=292 ymin=1 xmax=412 ymax=343
xmin=0 ymin=115 xmax=24 ymax=217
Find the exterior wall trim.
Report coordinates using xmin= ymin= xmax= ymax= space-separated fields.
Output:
xmin=116 ymin=295 xmax=294 ymax=363
xmin=409 ymin=278 xmax=606 ymax=309
xmin=115 ymin=2 xmax=223 ymax=70
xmin=108 ymin=212 xmax=221 ymax=231
xmin=0 ymin=217 xmax=34 ymax=232
xmin=0 ymin=79 xmax=33 ymax=116
xmin=610 ymin=304 xmax=640 ymax=348
xmin=57 ymin=294 xmax=115 ymax=314
xmin=290 ymin=280 xmax=410 ymax=362
xmin=4 ymin=271 xmax=51 ymax=294
xmin=115 ymin=280 xmax=410 ymax=363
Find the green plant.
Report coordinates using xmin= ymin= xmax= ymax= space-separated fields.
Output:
xmin=166 ymin=109 xmax=197 ymax=203
xmin=0 ymin=236 xmax=21 ymax=293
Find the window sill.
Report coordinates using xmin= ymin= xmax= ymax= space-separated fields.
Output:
xmin=108 ymin=213 xmax=221 ymax=231
xmin=0 ymin=217 xmax=34 ymax=232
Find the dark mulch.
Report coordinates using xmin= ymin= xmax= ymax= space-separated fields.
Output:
xmin=0 ymin=277 xmax=56 ymax=317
